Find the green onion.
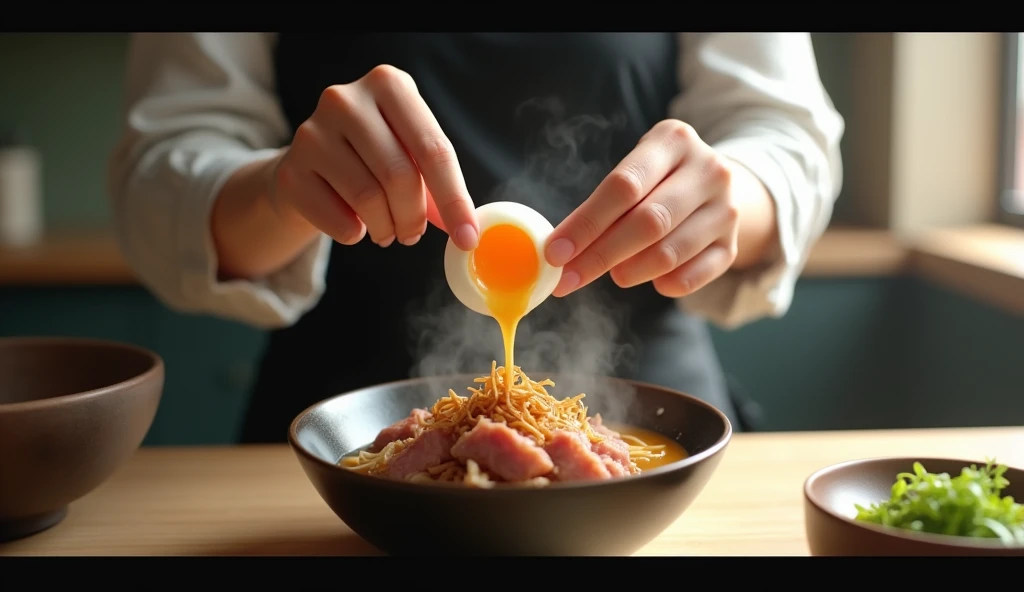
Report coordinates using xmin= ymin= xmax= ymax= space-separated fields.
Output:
xmin=854 ymin=459 xmax=1024 ymax=545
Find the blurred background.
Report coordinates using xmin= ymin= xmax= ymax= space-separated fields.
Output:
xmin=0 ymin=33 xmax=1021 ymax=445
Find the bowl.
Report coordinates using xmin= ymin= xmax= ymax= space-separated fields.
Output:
xmin=289 ymin=373 xmax=732 ymax=556
xmin=804 ymin=457 xmax=1024 ymax=556
xmin=0 ymin=336 xmax=164 ymax=542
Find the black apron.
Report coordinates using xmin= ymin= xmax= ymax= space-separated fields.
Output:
xmin=238 ymin=33 xmax=739 ymax=444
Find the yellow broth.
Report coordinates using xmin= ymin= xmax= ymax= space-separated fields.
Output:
xmin=611 ymin=424 xmax=689 ymax=471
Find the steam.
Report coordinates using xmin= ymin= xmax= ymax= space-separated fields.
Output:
xmin=406 ymin=97 xmax=639 ymax=419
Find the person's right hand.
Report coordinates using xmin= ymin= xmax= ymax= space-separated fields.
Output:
xmin=270 ymin=64 xmax=480 ymax=251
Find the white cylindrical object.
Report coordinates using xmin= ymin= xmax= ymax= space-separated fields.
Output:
xmin=0 ymin=146 xmax=43 ymax=247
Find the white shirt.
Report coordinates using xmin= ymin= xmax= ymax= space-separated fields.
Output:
xmin=106 ymin=33 xmax=844 ymax=331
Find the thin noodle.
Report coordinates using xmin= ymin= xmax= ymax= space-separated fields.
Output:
xmin=340 ymin=362 xmax=666 ymax=486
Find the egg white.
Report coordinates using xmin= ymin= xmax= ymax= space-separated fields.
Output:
xmin=444 ymin=201 xmax=563 ymax=319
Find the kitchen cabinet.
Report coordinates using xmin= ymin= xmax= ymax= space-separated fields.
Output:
xmin=2 ymin=277 xmax=1022 ymax=445
xmin=0 ymin=286 xmax=267 ymax=445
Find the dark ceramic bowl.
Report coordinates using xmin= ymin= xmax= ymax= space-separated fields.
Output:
xmin=289 ymin=373 xmax=732 ymax=556
xmin=0 ymin=337 xmax=164 ymax=542
xmin=805 ymin=457 xmax=1024 ymax=556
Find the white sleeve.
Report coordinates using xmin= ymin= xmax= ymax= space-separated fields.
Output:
xmin=106 ymin=32 xmax=333 ymax=329
xmin=668 ymin=33 xmax=845 ymax=330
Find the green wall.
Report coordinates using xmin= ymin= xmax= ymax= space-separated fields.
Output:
xmin=1 ymin=34 xmax=1021 ymax=445
xmin=0 ymin=33 xmax=127 ymax=229
xmin=711 ymin=278 xmax=1024 ymax=431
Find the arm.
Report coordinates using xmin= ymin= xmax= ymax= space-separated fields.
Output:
xmin=106 ymin=33 xmax=333 ymax=329
xmin=668 ymin=32 xmax=845 ymax=329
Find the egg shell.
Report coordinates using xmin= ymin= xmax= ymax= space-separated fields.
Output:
xmin=443 ymin=201 xmax=563 ymax=319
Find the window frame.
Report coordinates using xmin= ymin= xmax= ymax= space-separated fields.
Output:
xmin=998 ymin=32 xmax=1024 ymax=227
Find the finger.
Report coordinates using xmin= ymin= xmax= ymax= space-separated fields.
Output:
xmin=425 ymin=189 xmax=445 ymax=232
xmin=610 ymin=200 xmax=733 ymax=289
xmin=313 ymin=135 xmax=396 ymax=247
xmin=652 ymin=242 xmax=736 ymax=299
xmin=371 ymin=70 xmax=479 ymax=250
xmin=545 ymin=120 xmax=694 ymax=268
xmin=554 ymin=164 xmax=710 ymax=297
xmin=278 ymin=162 xmax=365 ymax=246
xmin=324 ymin=92 xmax=428 ymax=246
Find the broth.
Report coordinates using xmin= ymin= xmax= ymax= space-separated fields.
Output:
xmin=612 ymin=424 xmax=689 ymax=470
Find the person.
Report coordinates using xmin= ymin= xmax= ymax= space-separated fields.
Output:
xmin=107 ymin=33 xmax=843 ymax=443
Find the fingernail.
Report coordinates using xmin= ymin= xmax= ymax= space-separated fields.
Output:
xmin=340 ymin=228 xmax=365 ymax=246
xmin=401 ymin=233 xmax=422 ymax=246
xmin=554 ymin=270 xmax=580 ymax=296
xmin=378 ymin=235 xmax=395 ymax=248
xmin=454 ymin=224 xmax=478 ymax=250
xmin=546 ymin=238 xmax=575 ymax=267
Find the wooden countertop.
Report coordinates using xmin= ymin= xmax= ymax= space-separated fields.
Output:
xmin=2 ymin=426 xmax=1020 ymax=556
xmin=1 ymin=224 xmax=1021 ymax=317
xmin=0 ymin=227 xmax=914 ymax=285
xmin=0 ymin=230 xmax=136 ymax=285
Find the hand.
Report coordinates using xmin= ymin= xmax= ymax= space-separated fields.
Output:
xmin=544 ymin=119 xmax=746 ymax=299
xmin=270 ymin=65 xmax=480 ymax=251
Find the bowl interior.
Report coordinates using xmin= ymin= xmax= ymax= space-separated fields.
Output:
xmin=293 ymin=372 xmax=731 ymax=475
xmin=290 ymin=373 xmax=732 ymax=556
xmin=807 ymin=457 xmax=1024 ymax=545
xmin=0 ymin=338 xmax=159 ymax=406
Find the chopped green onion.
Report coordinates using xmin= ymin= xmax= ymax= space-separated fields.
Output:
xmin=854 ymin=459 xmax=1024 ymax=545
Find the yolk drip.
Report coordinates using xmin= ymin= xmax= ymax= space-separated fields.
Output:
xmin=469 ymin=223 xmax=540 ymax=389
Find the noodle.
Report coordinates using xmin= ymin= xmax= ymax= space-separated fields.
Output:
xmin=340 ymin=362 xmax=667 ymax=487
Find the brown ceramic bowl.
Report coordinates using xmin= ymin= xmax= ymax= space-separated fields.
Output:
xmin=0 ymin=336 xmax=164 ymax=542
xmin=289 ymin=373 xmax=732 ymax=556
xmin=804 ymin=457 xmax=1024 ymax=556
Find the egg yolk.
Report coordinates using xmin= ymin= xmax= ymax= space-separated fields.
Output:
xmin=469 ymin=223 xmax=540 ymax=389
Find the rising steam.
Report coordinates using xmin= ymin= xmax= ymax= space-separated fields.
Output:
xmin=406 ymin=97 xmax=639 ymax=417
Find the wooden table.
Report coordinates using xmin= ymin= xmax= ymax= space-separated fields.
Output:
xmin=2 ymin=427 xmax=1021 ymax=556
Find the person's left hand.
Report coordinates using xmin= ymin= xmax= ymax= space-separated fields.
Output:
xmin=544 ymin=119 xmax=741 ymax=299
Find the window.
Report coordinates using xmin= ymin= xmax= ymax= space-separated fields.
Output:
xmin=1000 ymin=32 xmax=1024 ymax=225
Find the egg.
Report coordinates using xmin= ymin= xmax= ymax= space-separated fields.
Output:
xmin=444 ymin=201 xmax=563 ymax=383
xmin=444 ymin=201 xmax=562 ymax=318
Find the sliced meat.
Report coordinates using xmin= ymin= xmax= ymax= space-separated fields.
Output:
xmin=587 ymin=413 xmax=606 ymax=428
xmin=383 ymin=428 xmax=453 ymax=481
xmin=588 ymin=413 xmax=618 ymax=437
xmin=371 ymin=408 xmax=431 ymax=452
xmin=450 ymin=418 xmax=554 ymax=482
xmin=545 ymin=430 xmax=612 ymax=482
xmin=592 ymin=434 xmax=631 ymax=467
xmin=588 ymin=415 xmax=637 ymax=475
xmin=603 ymin=458 xmax=629 ymax=477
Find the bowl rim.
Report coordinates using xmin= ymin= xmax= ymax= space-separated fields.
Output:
xmin=0 ymin=336 xmax=164 ymax=414
xmin=288 ymin=372 xmax=733 ymax=495
xmin=803 ymin=455 xmax=1024 ymax=550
